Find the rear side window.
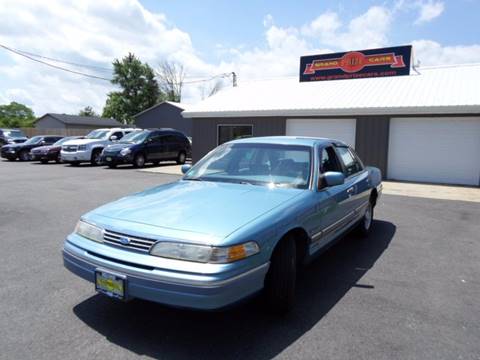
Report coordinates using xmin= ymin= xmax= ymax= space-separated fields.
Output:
xmin=111 ymin=131 xmax=123 ymax=140
xmin=336 ymin=146 xmax=363 ymax=177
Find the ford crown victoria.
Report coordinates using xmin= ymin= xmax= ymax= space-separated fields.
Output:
xmin=63 ymin=136 xmax=382 ymax=312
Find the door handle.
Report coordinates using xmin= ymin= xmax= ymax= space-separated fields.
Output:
xmin=347 ymin=187 xmax=355 ymax=196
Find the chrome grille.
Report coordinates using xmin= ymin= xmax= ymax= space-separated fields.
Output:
xmin=62 ymin=145 xmax=77 ymax=152
xmin=103 ymin=229 xmax=157 ymax=252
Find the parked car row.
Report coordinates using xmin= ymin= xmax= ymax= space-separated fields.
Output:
xmin=0 ymin=128 xmax=28 ymax=145
xmin=1 ymin=127 xmax=191 ymax=168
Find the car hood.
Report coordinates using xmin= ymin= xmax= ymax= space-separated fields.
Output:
xmin=32 ymin=145 xmax=59 ymax=152
xmin=3 ymin=143 xmax=28 ymax=150
xmin=104 ymin=143 xmax=134 ymax=152
xmin=63 ymin=138 xmax=106 ymax=146
xmin=87 ymin=180 xmax=303 ymax=241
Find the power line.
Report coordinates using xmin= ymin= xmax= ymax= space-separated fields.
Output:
xmin=0 ymin=43 xmax=112 ymax=81
xmin=15 ymin=49 xmax=113 ymax=72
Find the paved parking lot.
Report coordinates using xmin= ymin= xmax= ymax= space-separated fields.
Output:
xmin=0 ymin=159 xmax=479 ymax=360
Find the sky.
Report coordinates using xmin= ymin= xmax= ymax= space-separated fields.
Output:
xmin=0 ymin=0 xmax=479 ymax=117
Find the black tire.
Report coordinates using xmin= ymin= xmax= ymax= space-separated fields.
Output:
xmin=133 ymin=153 xmax=145 ymax=168
xmin=7 ymin=158 xmax=15 ymax=161
xmin=90 ymin=149 xmax=102 ymax=166
xmin=176 ymin=151 xmax=186 ymax=165
xmin=152 ymin=160 xmax=160 ymax=166
xmin=70 ymin=161 xmax=80 ymax=167
xmin=40 ymin=159 xmax=48 ymax=164
xmin=108 ymin=164 xmax=117 ymax=169
xmin=19 ymin=150 xmax=30 ymax=161
xmin=264 ymin=235 xmax=296 ymax=313
xmin=356 ymin=202 xmax=374 ymax=237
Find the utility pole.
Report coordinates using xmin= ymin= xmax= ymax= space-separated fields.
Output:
xmin=231 ymin=72 xmax=237 ymax=87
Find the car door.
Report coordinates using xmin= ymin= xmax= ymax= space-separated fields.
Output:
xmin=145 ymin=133 xmax=164 ymax=160
xmin=308 ymin=145 xmax=354 ymax=253
xmin=334 ymin=146 xmax=370 ymax=221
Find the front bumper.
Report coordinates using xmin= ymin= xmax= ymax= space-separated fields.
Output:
xmin=31 ymin=152 xmax=58 ymax=161
xmin=63 ymin=238 xmax=269 ymax=310
xmin=1 ymin=150 xmax=17 ymax=159
xmin=61 ymin=151 xmax=90 ymax=162
xmin=101 ymin=153 xmax=132 ymax=166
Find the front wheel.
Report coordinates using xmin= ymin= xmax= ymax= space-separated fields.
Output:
xmin=264 ymin=235 xmax=296 ymax=313
xmin=133 ymin=153 xmax=145 ymax=168
xmin=356 ymin=202 xmax=374 ymax=237
xmin=90 ymin=149 xmax=102 ymax=166
xmin=40 ymin=159 xmax=48 ymax=164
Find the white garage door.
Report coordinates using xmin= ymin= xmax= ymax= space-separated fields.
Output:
xmin=388 ymin=117 xmax=480 ymax=186
xmin=286 ymin=119 xmax=356 ymax=147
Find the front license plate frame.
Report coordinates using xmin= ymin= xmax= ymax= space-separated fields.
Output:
xmin=95 ymin=269 xmax=126 ymax=300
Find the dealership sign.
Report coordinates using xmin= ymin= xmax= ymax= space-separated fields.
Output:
xmin=299 ymin=45 xmax=412 ymax=82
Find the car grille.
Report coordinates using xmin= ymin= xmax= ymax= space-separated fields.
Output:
xmin=63 ymin=145 xmax=77 ymax=152
xmin=103 ymin=229 xmax=157 ymax=253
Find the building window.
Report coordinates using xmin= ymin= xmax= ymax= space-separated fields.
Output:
xmin=217 ymin=125 xmax=253 ymax=145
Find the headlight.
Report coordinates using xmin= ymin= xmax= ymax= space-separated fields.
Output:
xmin=150 ymin=241 xmax=260 ymax=263
xmin=120 ymin=148 xmax=131 ymax=156
xmin=78 ymin=145 xmax=87 ymax=151
xmin=74 ymin=220 xmax=103 ymax=243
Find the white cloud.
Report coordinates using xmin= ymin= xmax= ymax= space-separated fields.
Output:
xmin=415 ymin=1 xmax=444 ymax=24
xmin=413 ymin=40 xmax=480 ymax=65
xmin=302 ymin=6 xmax=392 ymax=50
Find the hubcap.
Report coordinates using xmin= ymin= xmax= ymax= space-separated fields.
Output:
xmin=364 ymin=205 xmax=372 ymax=229
xmin=179 ymin=153 xmax=186 ymax=163
xmin=136 ymin=155 xmax=145 ymax=167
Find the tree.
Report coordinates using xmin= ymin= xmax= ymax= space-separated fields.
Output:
xmin=78 ymin=106 xmax=98 ymax=117
xmin=156 ymin=61 xmax=185 ymax=102
xmin=0 ymin=101 xmax=36 ymax=127
xmin=102 ymin=53 xmax=160 ymax=124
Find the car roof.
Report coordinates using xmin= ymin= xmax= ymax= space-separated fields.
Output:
xmin=228 ymin=136 xmax=348 ymax=147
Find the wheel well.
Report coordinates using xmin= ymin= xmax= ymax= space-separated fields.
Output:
xmin=275 ymin=227 xmax=309 ymax=267
xmin=370 ymin=188 xmax=378 ymax=207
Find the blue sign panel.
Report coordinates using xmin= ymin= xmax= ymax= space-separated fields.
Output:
xmin=300 ymin=45 xmax=412 ymax=82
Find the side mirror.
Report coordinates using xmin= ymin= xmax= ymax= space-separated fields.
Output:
xmin=319 ymin=171 xmax=345 ymax=189
xmin=110 ymin=135 xmax=118 ymax=141
xmin=181 ymin=164 xmax=191 ymax=174
xmin=40 ymin=141 xmax=46 ymax=145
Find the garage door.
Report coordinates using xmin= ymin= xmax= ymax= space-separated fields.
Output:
xmin=286 ymin=119 xmax=356 ymax=147
xmin=388 ymin=117 xmax=480 ymax=186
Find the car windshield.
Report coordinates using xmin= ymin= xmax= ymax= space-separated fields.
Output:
xmin=120 ymin=130 xmax=149 ymax=144
xmin=184 ymin=143 xmax=312 ymax=189
xmin=53 ymin=137 xmax=71 ymax=146
xmin=5 ymin=130 xmax=25 ymax=138
xmin=23 ymin=136 xmax=43 ymax=145
xmin=85 ymin=130 xmax=109 ymax=139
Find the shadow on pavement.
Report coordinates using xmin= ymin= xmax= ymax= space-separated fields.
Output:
xmin=73 ymin=220 xmax=396 ymax=359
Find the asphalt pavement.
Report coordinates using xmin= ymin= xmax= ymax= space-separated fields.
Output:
xmin=0 ymin=159 xmax=479 ymax=360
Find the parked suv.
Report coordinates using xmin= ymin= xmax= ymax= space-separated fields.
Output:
xmin=60 ymin=128 xmax=140 ymax=166
xmin=0 ymin=128 xmax=28 ymax=145
xmin=1 ymin=135 xmax=63 ymax=161
xmin=101 ymin=129 xmax=190 ymax=168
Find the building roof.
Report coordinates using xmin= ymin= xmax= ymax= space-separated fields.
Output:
xmin=182 ymin=63 xmax=480 ymax=118
xmin=36 ymin=113 xmax=122 ymax=127
xmin=133 ymin=101 xmax=190 ymax=118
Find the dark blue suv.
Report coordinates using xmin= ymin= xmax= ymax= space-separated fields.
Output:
xmin=100 ymin=129 xmax=190 ymax=168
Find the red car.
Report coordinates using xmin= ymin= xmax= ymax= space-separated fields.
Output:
xmin=30 ymin=136 xmax=83 ymax=164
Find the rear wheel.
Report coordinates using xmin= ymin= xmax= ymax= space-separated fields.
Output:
xmin=40 ymin=159 xmax=48 ymax=164
xmin=264 ymin=235 xmax=296 ymax=313
xmin=176 ymin=151 xmax=186 ymax=165
xmin=70 ymin=161 xmax=80 ymax=167
xmin=133 ymin=153 xmax=145 ymax=168
xmin=90 ymin=149 xmax=102 ymax=166
xmin=19 ymin=150 xmax=30 ymax=161
xmin=108 ymin=164 xmax=117 ymax=169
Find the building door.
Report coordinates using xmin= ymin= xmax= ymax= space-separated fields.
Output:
xmin=286 ymin=119 xmax=357 ymax=148
xmin=388 ymin=117 xmax=480 ymax=186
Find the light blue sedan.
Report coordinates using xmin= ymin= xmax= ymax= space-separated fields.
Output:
xmin=63 ymin=136 xmax=382 ymax=312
